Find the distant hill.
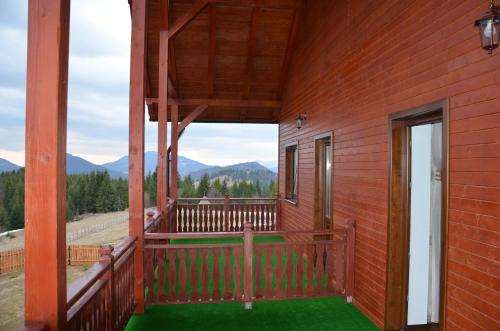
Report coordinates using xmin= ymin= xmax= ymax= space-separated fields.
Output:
xmin=0 ymin=158 xmax=21 ymax=173
xmin=101 ymin=151 xmax=158 ymax=176
xmin=187 ymin=162 xmax=277 ymax=184
xmin=101 ymin=152 xmax=210 ymax=177
xmin=256 ymin=160 xmax=278 ymax=173
xmin=67 ymin=154 xmax=125 ymax=179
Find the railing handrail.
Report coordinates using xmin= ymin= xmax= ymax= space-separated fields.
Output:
xmin=145 ymin=231 xmax=243 ymax=240
xmin=144 ymin=228 xmax=342 ymax=240
xmin=176 ymin=197 xmax=277 ymax=201
xmin=66 ymin=259 xmax=110 ymax=309
xmin=112 ymin=235 xmax=137 ymax=262
xmin=66 ymin=234 xmax=137 ymax=328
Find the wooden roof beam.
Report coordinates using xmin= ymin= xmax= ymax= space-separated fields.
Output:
xmin=178 ymin=105 xmax=209 ymax=132
xmin=209 ymin=0 xmax=302 ymax=10
xmin=277 ymin=8 xmax=301 ymax=99
xmin=243 ymin=7 xmax=258 ymax=99
xmin=208 ymin=4 xmax=216 ymax=98
xmin=168 ymin=75 xmax=178 ymax=98
xmin=168 ymin=0 xmax=209 ymax=39
xmin=173 ymin=98 xmax=281 ymax=108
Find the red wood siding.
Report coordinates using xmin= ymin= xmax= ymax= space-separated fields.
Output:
xmin=278 ymin=0 xmax=500 ymax=329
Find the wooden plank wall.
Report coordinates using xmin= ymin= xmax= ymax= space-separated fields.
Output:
xmin=278 ymin=0 xmax=500 ymax=329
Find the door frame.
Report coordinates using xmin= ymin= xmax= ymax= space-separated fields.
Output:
xmin=314 ymin=131 xmax=333 ymax=231
xmin=385 ymin=99 xmax=449 ymax=331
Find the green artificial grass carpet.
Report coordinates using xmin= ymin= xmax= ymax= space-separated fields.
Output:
xmin=129 ymin=237 xmax=379 ymax=330
xmin=125 ymin=297 xmax=379 ymax=331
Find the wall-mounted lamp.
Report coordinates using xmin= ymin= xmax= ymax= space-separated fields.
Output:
xmin=295 ymin=113 xmax=307 ymax=129
xmin=475 ymin=0 xmax=500 ymax=54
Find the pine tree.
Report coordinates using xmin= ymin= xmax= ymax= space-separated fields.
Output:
xmin=197 ymin=173 xmax=211 ymax=197
xmin=181 ymin=175 xmax=196 ymax=198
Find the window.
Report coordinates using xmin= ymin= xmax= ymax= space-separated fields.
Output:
xmin=285 ymin=142 xmax=298 ymax=202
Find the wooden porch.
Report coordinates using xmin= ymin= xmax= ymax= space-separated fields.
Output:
xmin=21 ymin=0 xmax=500 ymax=330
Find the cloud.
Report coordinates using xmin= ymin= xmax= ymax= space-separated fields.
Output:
xmin=0 ymin=0 xmax=278 ymax=167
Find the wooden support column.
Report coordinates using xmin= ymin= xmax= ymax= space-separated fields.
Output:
xmin=157 ymin=30 xmax=169 ymax=230
xmin=170 ymin=102 xmax=179 ymax=199
xmin=24 ymin=0 xmax=70 ymax=329
xmin=128 ymin=0 xmax=147 ymax=314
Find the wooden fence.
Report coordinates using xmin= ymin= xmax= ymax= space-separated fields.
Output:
xmin=0 ymin=245 xmax=102 ymax=274
xmin=174 ymin=195 xmax=281 ymax=233
xmin=143 ymin=219 xmax=355 ymax=307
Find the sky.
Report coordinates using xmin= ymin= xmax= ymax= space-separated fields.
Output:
xmin=0 ymin=0 xmax=278 ymax=167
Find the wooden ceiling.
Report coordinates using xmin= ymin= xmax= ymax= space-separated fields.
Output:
xmin=143 ymin=0 xmax=301 ymax=123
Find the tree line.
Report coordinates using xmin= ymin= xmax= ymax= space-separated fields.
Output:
xmin=0 ymin=169 xmax=129 ymax=232
xmin=0 ymin=168 xmax=277 ymax=232
xmin=145 ymin=171 xmax=278 ymax=206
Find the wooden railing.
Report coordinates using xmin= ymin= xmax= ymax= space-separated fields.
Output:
xmin=173 ymin=195 xmax=282 ymax=233
xmin=143 ymin=220 xmax=355 ymax=307
xmin=66 ymin=235 xmax=136 ymax=331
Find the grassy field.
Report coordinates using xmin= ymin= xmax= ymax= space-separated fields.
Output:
xmin=0 ymin=210 xmax=130 ymax=251
xmin=0 ymin=266 xmax=89 ymax=331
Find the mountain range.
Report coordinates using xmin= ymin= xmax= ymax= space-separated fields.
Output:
xmin=0 ymin=153 xmax=278 ymax=182
xmin=187 ymin=161 xmax=277 ymax=184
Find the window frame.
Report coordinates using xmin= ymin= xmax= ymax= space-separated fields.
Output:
xmin=284 ymin=141 xmax=299 ymax=204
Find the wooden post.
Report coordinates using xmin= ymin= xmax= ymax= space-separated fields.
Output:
xmin=128 ymin=0 xmax=147 ymax=314
xmin=100 ymin=245 xmax=115 ymax=331
xmin=243 ymin=222 xmax=254 ymax=309
xmin=24 ymin=0 xmax=70 ymax=329
xmin=344 ymin=219 xmax=355 ymax=303
xmin=157 ymin=30 xmax=169 ymax=234
xmin=275 ymin=193 xmax=281 ymax=230
xmin=170 ymin=102 xmax=179 ymax=199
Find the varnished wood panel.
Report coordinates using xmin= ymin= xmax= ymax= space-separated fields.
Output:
xmin=278 ymin=0 xmax=500 ymax=329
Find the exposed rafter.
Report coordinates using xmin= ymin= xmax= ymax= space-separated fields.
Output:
xmin=173 ymin=98 xmax=281 ymax=108
xmin=210 ymin=0 xmax=301 ymax=10
xmin=243 ymin=7 xmax=258 ymax=99
xmin=208 ymin=4 xmax=216 ymax=98
xmin=168 ymin=0 xmax=210 ymax=39
xmin=178 ymin=105 xmax=209 ymax=132
xmin=277 ymin=7 xmax=301 ymax=99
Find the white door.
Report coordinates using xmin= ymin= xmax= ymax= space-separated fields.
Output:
xmin=407 ymin=122 xmax=442 ymax=325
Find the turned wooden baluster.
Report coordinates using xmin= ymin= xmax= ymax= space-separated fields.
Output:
xmin=224 ymin=194 xmax=230 ymax=231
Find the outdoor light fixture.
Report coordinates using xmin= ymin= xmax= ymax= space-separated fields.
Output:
xmin=475 ymin=0 xmax=500 ymax=54
xmin=295 ymin=113 xmax=307 ymax=129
